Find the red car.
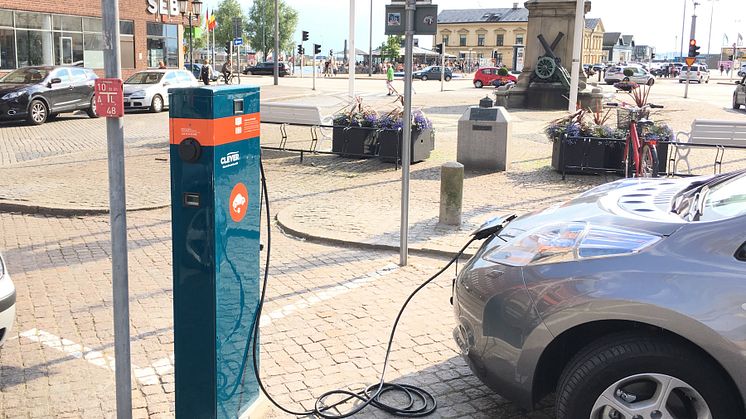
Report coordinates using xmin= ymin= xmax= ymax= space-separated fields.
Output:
xmin=473 ymin=67 xmax=517 ymax=88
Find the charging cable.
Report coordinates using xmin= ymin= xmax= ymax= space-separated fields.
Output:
xmin=248 ymin=154 xmax=478 ymax=418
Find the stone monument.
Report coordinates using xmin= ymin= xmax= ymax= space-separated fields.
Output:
xmin=496 ymin=0 xmax=602 ymax=110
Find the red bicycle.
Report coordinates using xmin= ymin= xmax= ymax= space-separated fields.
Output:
xmin=606 ymin=102 xmax=664 ymax=178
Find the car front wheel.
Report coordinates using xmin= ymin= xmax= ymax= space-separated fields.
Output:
xmin=86 ymin=96 xmax=99 ymax=118
xmin=647 ymin=78 xmax=654 ymax=86
xmin=474 ymin=80 xmax=483 ymax=88
xmin=445 ymin=75 xmax=452 ymax=81
xmin=734 ymin=94 xmax=741 ymax=110
xmin=421 ymin=75 xmax=428 ymax=81
xmin=27 ymin=99 xmax=48 ymax=125
xmin=150 ymin=95 xmax=164 ymax=113
xmin=555 ymin=332 xmax=741 ymax=419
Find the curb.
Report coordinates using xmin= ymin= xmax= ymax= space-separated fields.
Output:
xmin=275 ymin=210 xmax=477 ymax=260
xmin=0 ymin=200 xmax=170 ymax=217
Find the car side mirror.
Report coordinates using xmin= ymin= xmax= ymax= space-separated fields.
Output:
xmin=47 ymin=77 xmax=62 ymax=88
xmin=163 ymin=81 xmax=171 ymax=86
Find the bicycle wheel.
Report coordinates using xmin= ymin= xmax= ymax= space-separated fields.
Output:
xmin=640 ymin=143 xmax=659 ymax=178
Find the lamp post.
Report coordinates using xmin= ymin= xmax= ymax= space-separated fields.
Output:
xmin=178 ymin=0 xmax=203 ymax=70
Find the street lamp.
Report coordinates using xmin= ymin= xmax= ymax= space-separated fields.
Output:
xmin=179 ymin=0 xmax=202 ymax=69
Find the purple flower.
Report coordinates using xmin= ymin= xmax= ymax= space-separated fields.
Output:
xmin=566 ymin=123 xmax=581 ymax=137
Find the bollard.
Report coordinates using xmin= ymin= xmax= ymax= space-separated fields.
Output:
xmin=439 ymin=162 xmax=464 ymax=225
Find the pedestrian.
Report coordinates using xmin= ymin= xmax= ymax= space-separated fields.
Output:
xmin=386 ymin=62 xmax=395 ymax=96
xmin=726 ymin=64 xmax=731 ymax=76
xmin=200 ymin=59 xmax=212 ymax=85
xmin=158 ymin=60 xmax=166 ymax=69
xmin=720 ymin=64 xmax=725 ymax=75
xmin=222 ymin=59 xmax=233 ymax=84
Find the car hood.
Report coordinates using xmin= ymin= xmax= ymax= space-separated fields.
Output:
xmin=123 ymin=84 xmax=158 ymax=94
xmin=0 ymin=83 xmax=32 ymax=95
xmin=499 ymin=178 xmax=696 ymax=240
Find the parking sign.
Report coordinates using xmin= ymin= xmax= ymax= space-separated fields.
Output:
xmin=94 ymin=78 xmax=124 ymax=118
xmin=234 ymin=38 xmax=243 ymax=46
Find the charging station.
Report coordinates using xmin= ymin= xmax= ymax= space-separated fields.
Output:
xmin=169 ymin=85 xmax=262 ymax=419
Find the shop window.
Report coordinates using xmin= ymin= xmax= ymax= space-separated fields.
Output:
xmin=54 ymin=32 xmax=83 ymax=65
xmin=120 ymin=20 xmax=134 ymax=35
xmin=16 ymin=29 xmax=54 ymax=66
xmin=147 ymin=22 xmax=178 ymax=68
xmin=53 ymin=15 xmax=82 ymax=32
xmin=83 ymin=17 xmax=102 ymax=33
xmin=15 ymin=12 xmax=51 ymax=30
xmin=83 ymin=33 xmax=104 ymax=68
xmin=0 ymin=9 xmax=13 ymax=27
xmin=120 ymin=36 xmax=135 ymax=69
xmin=0 ymin=28 xmax=15 ymax=69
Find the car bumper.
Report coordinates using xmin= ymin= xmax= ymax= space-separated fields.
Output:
xmin=0 ymin=275 xmax=16 ymax=346
xmin=123 ymin=97 xmax=150 ymax=109
xmin=0 ymin=99 xmax=29 ymax=121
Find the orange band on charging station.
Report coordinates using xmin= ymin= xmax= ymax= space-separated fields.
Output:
xmin=170 ymin=112 xmax=260 ymax=146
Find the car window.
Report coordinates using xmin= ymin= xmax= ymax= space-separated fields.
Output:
xmin=164 ymin=72 xmax=177 ymax=82
xmin=70 ymin=68 xmax=88 ymax=82
xmin=178 ymin=71 xmax=194 ymax=82
xmin=51 ymin=68 xmax=71 ymax=83
xmin=700 ymin=175 xmax=746 ymax=221
xmin=1 ymin=67 xmax=50 ymax=83
xmin=125 ymin=72 xmax=164 ymax=84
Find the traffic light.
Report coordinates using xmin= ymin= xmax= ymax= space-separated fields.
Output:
xmin=651 ymin=52 xmax=656 ymax=59
xmin=688 ymin=39 xmax=700 ymax=58
xmin=729 ymin=54 xmax=734 ymax=61
xmin=297 ymin=44 xmax=304 ymax=55
xmin=225 ymin=41 xmax=231 ymax=53
xmin=434 ymin=43 xmax=443 ymax=54
xmin=313 ymin=44 xmax=321 ymax=55
xmin=302 ymin=31 xmax=309 ymax=41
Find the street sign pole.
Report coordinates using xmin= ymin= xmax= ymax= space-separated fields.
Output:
xmin=100 ymin=0 xmax=132 ymax=417
xmin=400 ymin=0 xmax=415 ymax=266
xmin=313 ymin=52 xmax=316 ymax=91
xmin=274 ymin=0 xmax=279 ymax=85
xmin=684 ymin=65 xmax=691 ymax=98
xmin=685 ymin=14 xmax=697 ymax=98
xmin=440 ymin=51 xmax=445 ymax=92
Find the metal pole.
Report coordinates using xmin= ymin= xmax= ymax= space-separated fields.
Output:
xmin=274 ymin=0 xmax=279 ymax=85
xmin=680 ymin=0 xmax=687 ymax=61
xmin=440 ymin=51 xmax=445 ymax=92
xmin=685 ymin=12 xmax=697 ymax=98
xmin=707 ymin=0 xmax=716 ymax=55
xmin=101 ymin=1 xmax=132 ymax=417
xmin=313 ymin=51 xmax=316 ymax=90
xmin=369 ymin=0 xmax=373 ymax=77
xmin=212 ymin=28 xmax=215 ymax=72
xmin=568 ymin=0 xmax=584 ymax=112
xmin=400 ymin=0 xmax=415 ymax=266
xmin=349 ymin=0 xmax=356 ymax=98
xmin=189 ymin=17 xmax=193 ymax=69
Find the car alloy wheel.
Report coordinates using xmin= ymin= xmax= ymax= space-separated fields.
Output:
xmin=28 ymin=100 xmax=47 ymax=125
xmin=150 ymin=95 xmax=163 ymax=113
xmin=734 ymin=94 xmax=741 ymax=110
xmin=421 ymin=75 xmax=428 ymax=81
xmin=445 ymin=75 xmax=452 ymax=81
xmin=474 ymin=80 xmax=483 ymax=88
xmin=591 ymin=373 xmax=711 ymax=419
xmin=86 ymin=96 xmax=99 ymax=118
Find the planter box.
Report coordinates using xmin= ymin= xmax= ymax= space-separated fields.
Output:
xmin=332 ymin=126 xmax=378 ymax=158
xmin=378 ymin=128 xmax=433 ymax=163
xmin=552 ymin=135 xmax=670 ymax=176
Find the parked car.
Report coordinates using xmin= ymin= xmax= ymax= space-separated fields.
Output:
xmin=123 ymin=69 xmax=199 ymax=113
xmin=395 ymin=66 xmax=453 ymax=81
xmin=736 ymin=64 xmax=746 ymax=77
xmin=243 ymin=62 xmax=290 ymax=76
xmin=453 ymin=170 xmax=746 ymax=419
xmin=679 ymin=64 xmax=710 ymax=83
xmin=473 ymin=67 xmax=516 ymax=88
xmin=0 ymin=253 xmax=15 ymax=347
xmin=604 ymin=65 xmax=654 ymax=85
xmin=0 ymin=66 xmax=98 ymax=125
xmin=185 ymin=63 xmax=218 ymax=82
xmin=734 ymin=74 xmax=746 ymax=109
xmin=592 ymin=63 xmax=606 ymax=72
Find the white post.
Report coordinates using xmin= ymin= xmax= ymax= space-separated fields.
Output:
xmin=212 ymin=29 xmax=215 ymax=72
xmin=440 ymin=51 xmax=445 ymax=92
xmin=313 ymin=53 xmax=316 ymax=90
xmin=568 ymin=0 xmax=584 ymax=112
xmin=349 ymin=0 xmax=356 ymax=98
xmin=400 ymin=0 xmax=415 ymax=266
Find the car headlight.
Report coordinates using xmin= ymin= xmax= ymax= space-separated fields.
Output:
xmin=2 ymin=90 xmax=26 ymax=100
xmin=483 ymin=222 xmax=661 ymax=266
xmin=129 ymin=90 xmax=145 ymax=98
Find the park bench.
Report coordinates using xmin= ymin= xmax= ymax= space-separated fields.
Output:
xmin=670 ymin=119 xmax=746 ymax=175
xmin=260 ymin=103 xmax=332 ymax=155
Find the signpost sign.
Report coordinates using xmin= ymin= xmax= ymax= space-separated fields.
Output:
xmin=234 ymin=38 xmax=243 ymax=46
xmin=94 ymin=78 xmax=124 ymax=118
xmin=685 ymin=56 xmax=696 ymax=66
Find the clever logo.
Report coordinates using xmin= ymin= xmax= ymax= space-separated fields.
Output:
xmin=220 ymin=151 xmax=240 ymax=169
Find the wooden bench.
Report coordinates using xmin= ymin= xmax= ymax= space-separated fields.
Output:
xmin=671 ymin=119 xmax=746 ymax=174
xmin=260 ymin=103 xmax=332 ymax=152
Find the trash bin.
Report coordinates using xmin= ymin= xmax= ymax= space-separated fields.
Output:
xmin=456 ymin=105 xmax=511 ymax=171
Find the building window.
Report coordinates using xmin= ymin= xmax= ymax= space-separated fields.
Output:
xmin=515 ymin=35 xmax=524 ymax=45
xmin=477 ymin=34 xmax=485 ymax=46
xmin=443 ymin=35 xmax=449 ymax=46
xmin=459 ymin=34 xmax=467 ymax=46
xmin=495 ymin=53 xmax=503 ymax=64
xmin=147 ymin=22 xmax=178 ymax=68
xmin=496 ymin=34 xmax=504 ymax=46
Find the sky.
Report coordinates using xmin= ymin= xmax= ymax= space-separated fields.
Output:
xmin=201 ymin=0 xmax=745 ymax=57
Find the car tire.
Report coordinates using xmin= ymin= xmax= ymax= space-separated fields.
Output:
xmin=27 ymin=99 xmax=48 ymax=125
xmin=445 ymin=75 xmax=452 ymax=81
xmin=474 ymin=80 xmax=483 ymax=88
xmin=734 ymin=94 xmax=741 ymax=110
xmin=150 ymin=95 xmax=164 ymax=113
xmin=86 ymin=96 xmax=99 ymax=118
xmin=647 ymin=78 xmax=654 ymax=86
xmin=555 ymin=332 xmax=741 ymax=419
xmin=421 ymin=75 xmax=428 ymax=81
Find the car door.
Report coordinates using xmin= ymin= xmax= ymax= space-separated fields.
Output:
xmin=69 ymin=68 xmax=95 ymax=110
xmin=44 ymin=68 xmax=74 ymax=112
xmin=160 ymin=71 xmax=178 ymax=107
xmin=738 ymin=76 xmax=746 ymax=105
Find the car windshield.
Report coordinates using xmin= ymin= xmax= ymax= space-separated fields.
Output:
xmin=699 ymin=174 xmax=746 ymax=221
xmin=1 ymin=68 xmax=49 ymax=84
xmin=125 ymin=72 xmax=164 ymax=84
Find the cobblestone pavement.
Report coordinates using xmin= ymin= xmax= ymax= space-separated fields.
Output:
xmin=0 ymin=77 xmax=745 ymax=419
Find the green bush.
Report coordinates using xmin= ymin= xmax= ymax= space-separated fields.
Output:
xmin=497 ymin=67 xmax=509 ymax=76
xmin=623 ymin=68 xmax=634 ymax=77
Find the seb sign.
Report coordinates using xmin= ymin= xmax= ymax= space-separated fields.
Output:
xmin=146 ymin=0 xmax=179 ymax=16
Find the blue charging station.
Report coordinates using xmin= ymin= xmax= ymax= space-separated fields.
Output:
xmin=169 ymin=85 xmax=262 ymax=418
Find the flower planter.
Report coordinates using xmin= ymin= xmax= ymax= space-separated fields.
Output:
xmin=377 ymin=128 xmax=433 ymax=163
xmin=332 ymin=126 xmax=378 ymax=158
xmin=552 ymin=135 xmax=670 ymax=176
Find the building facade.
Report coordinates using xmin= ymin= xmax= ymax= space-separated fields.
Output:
xmin=0 ymin=0 xmax=191 ymax=77
xmin=602 ymin=32 xmax=634 ymax=63
xmin=633 ymin=45 xmax=654 ymax=62
xmin=582 ymin=18 xmax=605 ymax=65
xmin=435 ymin=5 xmax=528 ymax=71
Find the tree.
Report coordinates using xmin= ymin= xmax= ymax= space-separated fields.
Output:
xmin=213 ymin=0 xmax=245 ymax=47
xmin=246 ymin=0 xmax=298 ymax=61
xmin=380 ymin=35 xmax=403 ymax=63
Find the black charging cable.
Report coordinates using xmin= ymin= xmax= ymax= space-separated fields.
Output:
xmin=248 ymin=153 xmax=478 ymax=418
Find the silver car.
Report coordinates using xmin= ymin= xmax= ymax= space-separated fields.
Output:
xmin=0 ymin=253 xmax=15 ymax=347
xmin=679 ymin=65 xmax=710 ymax=84
xmin=605 ymin=65 xmax=655 ymax=86
xmin=123 ymin=69 xmax=198 ymax=113
xmin=453 ymin=170 xmax=746 ymax=419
